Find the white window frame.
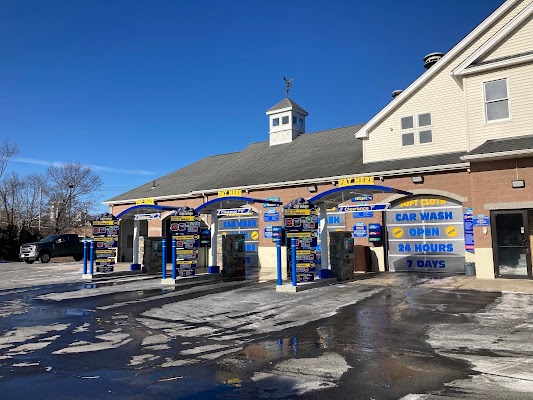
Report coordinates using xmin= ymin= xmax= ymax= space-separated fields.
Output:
xmin=483 ymin=77 xmax=511 ymax=124
xmin=400 ymin=113 xmax=433 ymax=147
xmin=282 ymin=115 xmax=289 ymax=125
xmin=400 ymin=115 xmax=415 ymax=147
xmin=418 ymin=113 xmax=433 ymax=146
xmin=272 ymin=118 xmax=280 ymax=127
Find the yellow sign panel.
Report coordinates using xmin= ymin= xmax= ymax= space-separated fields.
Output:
xmin=171 ymin=216 xmax=196 ymax=221
xmin=176 ymin=249 xmax=196 ymax=255
xmin=95 ymin=249 xmax=115 ymax=255
xmin=136 ymin=198 xmax=155 ymax=205
xmin=337 ymin=176 xmax=374 ymax=187
xmin=93 ymin=220 xmax=116 ymax=226
xmin=286 ymin=232 xmax=315 ymax=238
xmin=251 ymin=231 xmax=259 ymax=240
xmin=172 ymin=235 xmax=199 ymax=240
xmin=284 ymin=209 xmax=312 ymax=216
xmin=446 ymin=226 xmax=458 ymax=237
xmin=218 ymin=189 xmax=242 ymax=198
xmin=392 ymin=227 xmax=404 ymax=238
xmin=399 ymin=198 xmax=447 ymax=207
xmin=93 ymin=237 xmax=116 ymax=241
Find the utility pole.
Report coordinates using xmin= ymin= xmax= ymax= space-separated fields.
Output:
xmin=68 ymin=184 xmax=74 ymax=233
xmin=38 ymin=185 xmax=42 ymax=232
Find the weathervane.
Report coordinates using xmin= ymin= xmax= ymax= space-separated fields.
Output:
xmin=283 ymin=76 xmax=294 ymax=97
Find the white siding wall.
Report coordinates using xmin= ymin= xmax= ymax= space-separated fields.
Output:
xmin=483 ymin=14 xmax=533 ymax=61
xmin=363 ymin=0 xmax=526 ymax=164
xmin=466 ymin=63 xmax=533 ymax=150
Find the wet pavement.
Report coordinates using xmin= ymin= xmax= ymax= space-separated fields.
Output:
xmin=0 ymin=263 xmax=532 ymax=399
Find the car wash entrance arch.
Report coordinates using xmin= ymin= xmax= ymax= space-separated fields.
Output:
xmin=116 ymin=204 xmax=188 ymax=269
xmin=307 ymin=178 xmax=413 ymax=277
xmin=195 ymin=191 xmax=283 ymax=277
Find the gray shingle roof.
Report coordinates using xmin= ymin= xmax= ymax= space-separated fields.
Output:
xmin=466 ymin=134 xmax=533 ymax=156
xmin=267 ymin=97 xmax=308 ymax=114
xmin=106 ymin=125 xmax=468 ymax=203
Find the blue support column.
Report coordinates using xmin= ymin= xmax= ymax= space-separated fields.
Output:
xmin=291 ymin=237 xmax=297 ymax=287
xmin=172 ymin=238 xmax=177 ymax=279
xmin=162 ymin=239 xmax=167 ymax=279
xmin=276 ymin=238 xmax=282 ymax=286
xmin=89 ymin=240 xmax=94 ymax=275
xmin=83 ymin=240 xmax=88 ymax=275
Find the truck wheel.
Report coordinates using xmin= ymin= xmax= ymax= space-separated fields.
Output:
xmin=73 ymin=255 xmax=83 ymax=261
xmin=25 ymin=260 xmax=35 ymax=264
xmin=39 ymin=252 xmax=51 ymax=263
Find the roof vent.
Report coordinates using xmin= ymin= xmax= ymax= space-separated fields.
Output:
xmin=392 ymin=89 xmax=403 ymax=98
xmin=423 ymin=52 xmax=444 ymax=69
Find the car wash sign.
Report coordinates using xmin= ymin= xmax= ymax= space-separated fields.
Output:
xmin=92 ymin=213 xmax=119 ymax=269
xmin=170 ymin=207 xmax=200 ymax=277
xmin=386 ymin=196 xmax=465 ymax=273
xmin=284 ymin=198 xmax=318 ymax=282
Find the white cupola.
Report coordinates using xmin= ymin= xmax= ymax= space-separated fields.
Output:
xmin=266 ymin=98 xmax=309 ymax=146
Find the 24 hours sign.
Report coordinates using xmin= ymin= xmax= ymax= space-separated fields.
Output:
xmin=386 ymin=196 xmax=465 ymax=273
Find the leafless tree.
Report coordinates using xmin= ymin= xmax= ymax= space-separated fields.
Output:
xmin=0 ymin=172 xmax=24 ymax=227
xmin=46 ymin=162 xmax=103 ymax=233
xmin=0 ymin=140 xmax=19 ymax=180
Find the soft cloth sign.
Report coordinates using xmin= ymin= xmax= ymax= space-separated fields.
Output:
xmin=386 ymin=196 xmax=465 ymax=273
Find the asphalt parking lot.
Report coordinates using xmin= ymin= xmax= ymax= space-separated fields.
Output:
xmin=1 ymin=261 xmax=533 ymax=399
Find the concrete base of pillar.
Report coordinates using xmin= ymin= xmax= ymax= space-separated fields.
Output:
xmin=275 ymin=278 xmax=336 ymax=293
xmin=161 ymin=273 xmax=222 ymax=285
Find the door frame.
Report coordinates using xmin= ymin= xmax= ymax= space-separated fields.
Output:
xmin=491 ymin=209 xmax=532 ymax=279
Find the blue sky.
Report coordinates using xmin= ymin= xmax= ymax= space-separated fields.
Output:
xmin=1 ymin=0 xmax=504 ymax=213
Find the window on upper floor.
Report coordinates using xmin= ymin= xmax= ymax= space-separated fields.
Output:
xmin=298 ymin=118 xmax=304 ymax=128
xmin=484 ymin=78 xmax=509 ymax=122
xmin=293 ymin=116 xmax=297 ymax=125
xmin=272 ymin=118 xmax=279 ymax=127
xmin=282 ymin=116 xmax=289 ymax=125
xmin=401 ymin=113 xmax=433 ymax=147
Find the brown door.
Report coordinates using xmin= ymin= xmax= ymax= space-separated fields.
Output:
xmin=492 ymin=210 xmax=532 ymax=279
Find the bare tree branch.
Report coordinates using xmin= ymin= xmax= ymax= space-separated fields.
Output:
xmin=0 ymin=140 xmax=19 ymax=179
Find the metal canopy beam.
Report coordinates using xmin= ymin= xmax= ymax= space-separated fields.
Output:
xmin=195 ymin=196 xmax=283 ymax=214
xmin=308 ymin=184 xmax=412 ymax=207
xmin=116 ymin=204 xmax=183 ymax=220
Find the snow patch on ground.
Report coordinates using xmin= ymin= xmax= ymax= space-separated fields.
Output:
xmin=250 ymin=352 xmax=350 ymax=398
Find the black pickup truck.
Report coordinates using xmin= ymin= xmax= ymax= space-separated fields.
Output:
xmin=19 ymin=234 xmax=86 ymax=264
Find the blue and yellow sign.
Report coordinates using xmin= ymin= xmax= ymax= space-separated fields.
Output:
xmin=387 ymin=196 xmax=465 ymax=273
xmin=337 ymin=176 xmax=374 ymax=188
xmin=218 ymin=189 xmax=243 ymax=198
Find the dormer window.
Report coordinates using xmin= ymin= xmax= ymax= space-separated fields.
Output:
xmin=272 ymin=118 xmax=279 ymax=127
xmin=282 ymin=116 xmax=289 ymax=125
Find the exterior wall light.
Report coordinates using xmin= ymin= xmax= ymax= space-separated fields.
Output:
xmin=307 ymin=185 xmax=318 ymax=193
xmin=512 ymin=180 xmax=525 ymax=188
xmin=411 ymin=176 xmax=424 ymax=184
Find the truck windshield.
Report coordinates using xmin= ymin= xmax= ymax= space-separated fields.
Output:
xmin=40 ymin=235 xmax=60 ymax=243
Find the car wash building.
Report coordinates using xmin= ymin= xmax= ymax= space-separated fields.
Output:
xmin=105 ymin=0 xmax=533 ymax=281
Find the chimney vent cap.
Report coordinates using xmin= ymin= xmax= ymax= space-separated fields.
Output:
xmin=423 ymin=52 xmax=445 ymax=69
xmin=392 ymin=89 xmax=403 ymax=98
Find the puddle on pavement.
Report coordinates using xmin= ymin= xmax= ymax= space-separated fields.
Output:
xmin=210 ymin=286 xmax=500 ymax=399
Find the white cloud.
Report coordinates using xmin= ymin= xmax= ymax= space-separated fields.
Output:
xmin=13 ymin=157 xmax=154 ymax=176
